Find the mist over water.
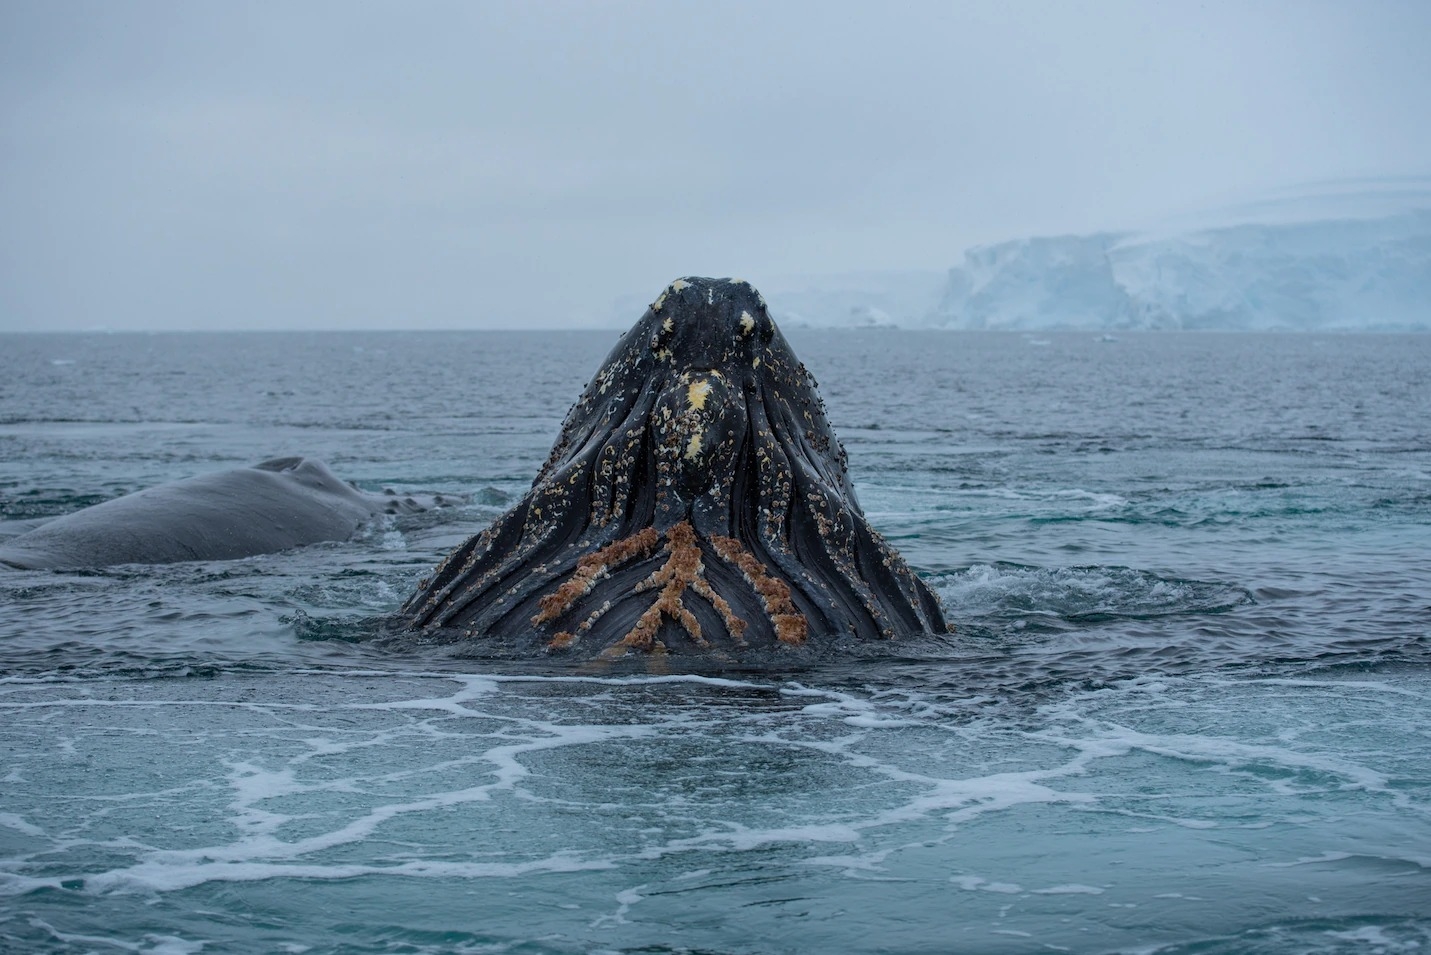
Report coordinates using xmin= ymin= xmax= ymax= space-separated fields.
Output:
xmin=1 ymin=329 xmax=1429 ymax=953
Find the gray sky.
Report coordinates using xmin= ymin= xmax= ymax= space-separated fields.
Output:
xmin=2 ymin=1 xmax=1429 ymax=330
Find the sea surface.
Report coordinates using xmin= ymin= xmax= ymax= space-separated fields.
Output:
xmin=1 ymin=328 xmax=1429 ymax=954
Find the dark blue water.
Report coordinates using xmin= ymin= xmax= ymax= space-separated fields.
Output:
xmin=1 ymin=330 xmax=1429 ymax=953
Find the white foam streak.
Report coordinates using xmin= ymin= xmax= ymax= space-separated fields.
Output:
xmin=24 ymin=918 xmax=206 ymax=954
xmin=1034 ymin=718 xmax=1393 ymax=795
xmin=85 ymin=853 xmax=616 ymax=894
xmin=0 ymin=812 xmax=45 ymax=836
xmin=3 ymin=669 xmax=1426 ymax=915
xmin=181 ymin=723 xmax=644 ymax=860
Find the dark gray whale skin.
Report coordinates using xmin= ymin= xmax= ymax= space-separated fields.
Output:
xmin=401 ymin=276 xmax=950 ymax=658
xmin=0 ymin=457 xmax=435 ymax=570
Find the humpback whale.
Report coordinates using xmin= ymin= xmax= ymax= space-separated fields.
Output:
xmin=401 ymin=277 xmax=949 ymax=656
xmin=0 ymin=457 xmax=439 ymax=570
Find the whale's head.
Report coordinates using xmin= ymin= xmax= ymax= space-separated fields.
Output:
xmin=535 ymin=276 xmax=814 ymax=534
xmin=401 ymin=276 xmax=949 ymax=656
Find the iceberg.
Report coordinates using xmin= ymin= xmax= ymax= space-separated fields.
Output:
xmin=934 ymin=233 xmax=1138 ymax=330
xmin=597 ymin=183 xmax=1429 ymax=332
xmin=932 ymin=195 xmax=1431 ymax=331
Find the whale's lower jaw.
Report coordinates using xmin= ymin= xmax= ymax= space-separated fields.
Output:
xmin=527 ymin=521 xmax=809 ymax=658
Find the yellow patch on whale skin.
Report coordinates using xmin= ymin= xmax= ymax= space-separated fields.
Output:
xmin=670 ymin=279 xmax=689 ymax=292
xmin=685 ymin=433 xmax=703 ymax=461
xmin=687 ymin=378 xmax=712 ymax=410
xmin=740 ymin=311 xmax=755 ymax=336
xmin=662 ymin=316 xmax=673 ymax=333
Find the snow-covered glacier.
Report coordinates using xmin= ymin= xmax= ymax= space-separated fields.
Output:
xmin=932 ymin=209 xmax=1431 ymax=331
xmin=598 ymin=184 xmax=1429 ymax=331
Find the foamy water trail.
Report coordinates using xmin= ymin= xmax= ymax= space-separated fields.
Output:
xmin=3 ymin=668 xmax=1427 ymax=952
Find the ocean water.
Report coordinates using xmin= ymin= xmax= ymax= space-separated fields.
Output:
xmin=1 ymin=328 xmax=1428 ymax=954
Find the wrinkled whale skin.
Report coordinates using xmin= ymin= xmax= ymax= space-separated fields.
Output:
xmin=401 ymin=276 xmax=949 ymax=657
xmin=0 ymin=457 xmax=432 ymax=570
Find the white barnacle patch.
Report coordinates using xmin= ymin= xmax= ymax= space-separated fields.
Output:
xmin=707 ymin=287 xmax=714 ymax=305
xmin=662 ymin=316 xmax=673 ymax=333
xmin=752 ymin=356 xmax=761 ymax=368
xmin=740 ymin=311 xmax=755 ymax=336
xmin=652 ymin=291 xmax=668 ymax=312
xmin=687 ymin=378 xmax=713 ymax=410
xmin=671 ymin=279 xmax=689 ymax=292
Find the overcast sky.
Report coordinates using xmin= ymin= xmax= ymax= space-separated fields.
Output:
xmin=2 ymin=1 xmax=1429 ymax=330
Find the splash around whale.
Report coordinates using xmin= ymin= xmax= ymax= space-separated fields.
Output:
xmin=400 ymin=277 xmax=950 ymax=658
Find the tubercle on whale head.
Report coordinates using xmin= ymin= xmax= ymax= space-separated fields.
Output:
xmin=548 ymin=277 xmax=782 ymax=487
xmin=638 ymin=279 xmax=777 ymax=528
xmin=651 ymin=368 xmax=746 ymax=524
xmin=644 ymin=277 xmax=775 ymax=377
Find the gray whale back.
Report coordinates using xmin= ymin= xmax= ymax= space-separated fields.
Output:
xmin=0 ymin=457 xmax=427 ymax=570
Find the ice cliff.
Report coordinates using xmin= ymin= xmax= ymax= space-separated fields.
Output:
xmin=603 ymin=186 xmax=1429 ymax=331
xmin=932 ymin=209 xmax=1431 ymax=331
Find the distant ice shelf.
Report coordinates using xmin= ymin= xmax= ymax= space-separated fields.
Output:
xmin=933 ymin=202 xmax=1431 ymax=332
xmin=600 ymin=184 xmax=1431 ymax=332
